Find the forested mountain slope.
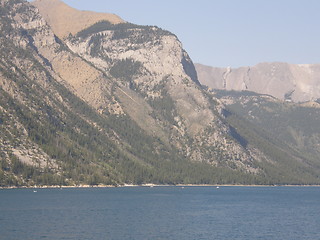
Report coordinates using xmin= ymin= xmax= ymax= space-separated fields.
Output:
xmin=213 ymin=90 xmax=320 ymax=184
xmin=1 ymin=0 xmax=320 ymax=186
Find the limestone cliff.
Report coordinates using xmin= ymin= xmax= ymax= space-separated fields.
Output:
xmin=196 ymin=62 xmax=320 ymax=102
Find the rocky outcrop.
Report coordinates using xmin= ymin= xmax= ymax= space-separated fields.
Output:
xmin=196 ymin=62 xmax=320 ymax=102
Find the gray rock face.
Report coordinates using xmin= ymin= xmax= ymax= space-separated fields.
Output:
xmin=196 ymin=62 xmax=320 ymax=102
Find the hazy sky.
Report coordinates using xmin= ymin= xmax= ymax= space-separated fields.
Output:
xmin=44 ymin=0 xmax=320 ymax=68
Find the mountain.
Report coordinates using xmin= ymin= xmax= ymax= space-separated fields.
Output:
xmin=31 ymin=0 xmax=124 ymax=39
xmin=195 ymin=62 xmax=320 ymax=102
xmin=212 ymin=90 xmax=320 ymax=184
xmin=1 ymin=0 xmax=320 ymax=187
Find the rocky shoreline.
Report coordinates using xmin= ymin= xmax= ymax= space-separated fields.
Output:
xmin=1 ymin=183 xmax=320 ymax=190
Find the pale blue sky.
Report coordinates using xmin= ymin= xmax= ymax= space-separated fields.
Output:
xmin=33 ymin=0 xmax=320 ymax=68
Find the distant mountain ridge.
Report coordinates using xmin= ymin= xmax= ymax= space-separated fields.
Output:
xmin=195 ymin=62 xmax=320 ymax=102
xmin=1 ymin=0 xmax=320 ymax=186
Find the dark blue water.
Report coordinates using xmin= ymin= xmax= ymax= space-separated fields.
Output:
xmin=0 ymin=186 xmax=319 ymax=240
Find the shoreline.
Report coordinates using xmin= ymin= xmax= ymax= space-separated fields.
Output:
xmin=1 ymin=183 xmax=320 ymax=190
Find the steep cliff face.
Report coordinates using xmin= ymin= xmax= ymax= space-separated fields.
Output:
xmin=66 ymin=22 xmax=207 ymax=129
xmin=196 ymin=62 xmax=320 ymax=102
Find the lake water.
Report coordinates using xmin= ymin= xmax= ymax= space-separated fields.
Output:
xmin=0 ymin=186 xmax=319 ymax=240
